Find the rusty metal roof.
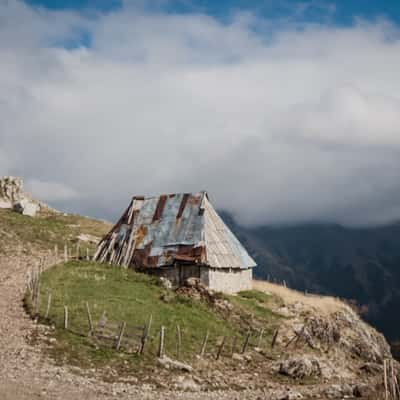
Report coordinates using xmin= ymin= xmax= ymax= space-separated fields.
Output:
xmin=94 ymin=192 xmax=256 ymax=270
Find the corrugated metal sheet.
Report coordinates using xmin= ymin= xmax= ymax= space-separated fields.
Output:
xmin=94 ymin=192 xmax=256 ymax=270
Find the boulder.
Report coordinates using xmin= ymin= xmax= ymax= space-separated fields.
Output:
xmin=324 ymin=383 xmax=353 ymax=399
xmin=273 ymin=389 xmax=303 ymax=400
xmin=277 ymin=356 xmax=321 ymax=379
xmin=185 ymin=277 xmax=200 ymax=287
xmin=353 ymin=383 xmax=375 ymax=398
xmin=157 ymin=356 xmax=193 ymax=372
xmin=360 ymin=362 xmax=383 ymax=375
xmin=159 ymin=277 xmax=173 ymax=290
xmin=14 ymin=199 xmax=39 ymax=217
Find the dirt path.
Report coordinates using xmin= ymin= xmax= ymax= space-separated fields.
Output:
xmin=0 ymin=255 xmax=270 ymax=400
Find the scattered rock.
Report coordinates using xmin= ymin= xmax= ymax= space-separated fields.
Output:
xmin=273 ymin=389 xmax=303 ymax=400
xmin=353 ymin=383 xmax=375 ymax=398
xmin=277 ymin=356 xmax=321 ymax=379
xmin=324 ymin=383 xmax=353 ymax=398
xmin=173 ymin=375 xmax=200 ymax=391
xmin=185 ymin=277 xmax=199 ymax=287
xmin=77 ymin=233 xmax=100 ymax=244
xmin=175 ymin=278 xmax=233 ymax=314
xmin=276 ymin=306 xmax=294 ymax=318
xmin=159 ymin=277 xmax=173 ymax=290
xmin=232 ymin=353 xmax=244 ymax=361
xmin=157 ymin=356 xmax=193 ymax=372
xmin=360 ymin=362 xmax=383 ymax=375
xmin=14 ymin=199 xmax=40 ymax=217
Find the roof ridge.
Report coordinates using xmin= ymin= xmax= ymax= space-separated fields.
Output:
xmin=132 ymin=191 xmax=208 ymax=201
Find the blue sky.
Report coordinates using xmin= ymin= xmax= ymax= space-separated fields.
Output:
xmin=25 ymin=0 xmax=400 ymax=26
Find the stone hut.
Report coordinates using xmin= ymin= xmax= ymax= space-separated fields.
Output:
xmin=94 ymin=192 xmax=256 ymax=294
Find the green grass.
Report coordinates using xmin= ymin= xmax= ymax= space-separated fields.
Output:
xmin=0 ymin=209 xmax=110 ymax=255
xmin=232 ymin=290 xmax=282 ymax=321
xmin=28 ymin=261 xmax=282 ymax=377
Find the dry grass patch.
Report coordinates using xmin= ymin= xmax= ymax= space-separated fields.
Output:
xmin=253 ymin=280 xmax=350 ymax=315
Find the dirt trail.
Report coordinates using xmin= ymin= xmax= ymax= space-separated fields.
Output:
xmin=0 ymin=255 xmax=269 ymax=400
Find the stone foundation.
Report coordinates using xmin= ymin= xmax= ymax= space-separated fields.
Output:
xmin=140 ymin=264 xmax=252 ymax=294
xmin=200 ymin=267 xmax=252 ymax=294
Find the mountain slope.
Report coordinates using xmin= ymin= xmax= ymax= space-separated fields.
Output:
xmin=220 ymin=212 xmax=400 ymax=352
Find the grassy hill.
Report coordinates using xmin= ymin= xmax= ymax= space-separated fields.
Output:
xmin=1 ymin=206 xmax=394 ymax=395
xmin=25 ymin=260 xmax=283 ymax=384
xmin=0 ymin=208 xmax=111 ymax=256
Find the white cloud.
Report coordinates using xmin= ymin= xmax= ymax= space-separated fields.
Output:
xmin=25 ymin=179 xmax=79 ymax=202
xmin=1 ymin=1 xmax=400 ymax=226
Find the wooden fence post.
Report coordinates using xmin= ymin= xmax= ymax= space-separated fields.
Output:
xmin=85 ymin=302 xmax=94 ymax=335
xmin=271 ymin=327 xmax=279 ymax=349
xmin=64 ymin=305 xmax=68 ymax=330
xmin=390 ymin=359 xmax=397 ymax=400
xmin=64 ymin=245 xmax=68 ymax=262
xmin=86 ymin=248 xmax=90 ymax=261
xmin=257 ymin=328 xmax=265 ymax=348
xmin=54 ymin=244 xmax=58 ymax=262
xmin=139 ymin=314 xmax=152 ymax=355
xmin=115 ymin=322 xmax=126 ymax=350
xmin=231 ymin=336 xmax=238 ymax=357
xmin=216 ymin=336 xmax=226 ymax=360
xmin=35 ymin=270 xmax=41 ymax=315
xmin=200 ymin=330 xmax=209 ymax=357
xmin=384 ymin=359 xmax=388 ymax=400
xmin=176 ymin=324 xmax=182 ymax=360
xmin=158 ymin=326 xmax=165 ymax=358
xmin=76 ymin=241 xmax=80 ymax=260
xmin=394 ymin=371 xmax=400 ymax=400
xmin=30 ymin=269 xmax=35 ymax=302
xmin=241 ymin=331 xmax=250 ymax=354
xmin=45 ymin=293 xmax=52 ymax=319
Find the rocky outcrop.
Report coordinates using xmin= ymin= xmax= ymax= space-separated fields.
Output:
xmin=0 ymin=176 xmax=42 ymax=217
xmin=0 ymin=176 xmax=23 ymax=208
xmin=333 ymin=308 xmax=392 ymax=363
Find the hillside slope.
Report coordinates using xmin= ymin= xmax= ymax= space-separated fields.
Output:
xmin=0 ymin=207 xmax=399 ymax=399
xmin=221 ymin=212 xmax=400 ymax=355
xmin=26 ymin=258 xmax=398 ymax=398
xmin=0 ymin=208 xmax=111 ymax=256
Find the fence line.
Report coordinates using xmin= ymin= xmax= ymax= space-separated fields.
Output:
xmin=29 ymin=284 xmax=281 ymax=361
xmin=25 ymin=250 xmax=285 ymax=364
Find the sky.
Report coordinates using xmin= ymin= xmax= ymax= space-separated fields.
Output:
xmin=1 ymin=0 xmax=400 ymax=226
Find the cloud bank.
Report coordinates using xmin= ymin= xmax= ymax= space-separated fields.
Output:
xmin=1 ymin=1 xmax=400 ymax=226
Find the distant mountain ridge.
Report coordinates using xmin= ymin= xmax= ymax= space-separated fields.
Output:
xmin=220 ymin=211 xmax=400 ymax=352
